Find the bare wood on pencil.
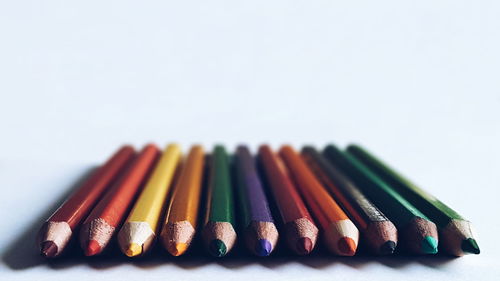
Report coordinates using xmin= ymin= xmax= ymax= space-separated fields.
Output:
xmin=441 ymin=219 xmax=478 ymax=256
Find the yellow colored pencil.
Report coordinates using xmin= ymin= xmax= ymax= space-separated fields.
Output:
xmin=117 ymin=144 xmax=181 ymax=257
xmin=160 ymin=145 xmax=205 ymax=256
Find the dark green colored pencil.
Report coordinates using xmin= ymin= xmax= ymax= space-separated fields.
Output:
xmin=347 ymin=144 xmax=480 ymax=256
xmin=323 ymin=144 xmax=439 ymax=255
xmin=202 ymin=145 xmax=237 ymax=257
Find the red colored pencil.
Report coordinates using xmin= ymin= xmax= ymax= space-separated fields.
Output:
xmin=258 ymin=145 xmax=318 ymax=255
xmin=79 ymin=144 xmax=160 ymax=256
xmin=37 ymin=145 xmax=136 ymax=257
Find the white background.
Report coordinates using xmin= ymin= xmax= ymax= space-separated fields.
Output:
xmin=1 ymin=1 xmax=499 ymax=280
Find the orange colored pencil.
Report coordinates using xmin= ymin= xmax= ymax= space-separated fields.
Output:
xmin=79 ymin=144 xmax=160 ymax=256
xmin=279 ymin=145 xmax=359 ymax=256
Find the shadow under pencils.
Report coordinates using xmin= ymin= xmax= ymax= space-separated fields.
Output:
xmin=1 ymin=166 xmax=97 ymax=270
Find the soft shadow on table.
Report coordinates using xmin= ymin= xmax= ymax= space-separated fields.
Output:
xmin=1 ymin=167 xmax=97 ymax=270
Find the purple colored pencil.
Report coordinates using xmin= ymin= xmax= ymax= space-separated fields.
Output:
xmin=235 ymin=146 xmax=279 ymax=256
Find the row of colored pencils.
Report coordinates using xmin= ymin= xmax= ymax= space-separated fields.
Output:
xmin=37 ymin=143 xmax=480 ymax=258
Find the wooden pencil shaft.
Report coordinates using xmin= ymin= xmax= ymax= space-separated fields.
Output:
xmin=346 ymin=144 xmax=464 ymax=227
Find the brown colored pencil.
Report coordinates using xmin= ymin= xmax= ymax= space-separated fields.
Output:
xmin=79 ymin=144 xmax=160 ymax=256
xmin=258 ymin=145 xmax=318 ymax=255
xmin=37 ymin=145 xmax=136 ymax=258
xmin=279 ymin=145 xmax=359 ymax=256
xmin=302 ymin=146 xmax=398 ymax=255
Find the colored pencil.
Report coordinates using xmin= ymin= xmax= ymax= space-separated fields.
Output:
xmin=117 ymin=144 xmax=181 ymax=257
xmin=160 ymin=145 xmax=205 ymax=256
xmin=279 ymin=145 xmax=359 ymax=256
xmin=323 ymin=144 xmax=439 ymax=254
xmin=346 ymin=144 xmax=480 ymax=256
xmin=202 ymin=145 xmax=237 ymax=257
xmin=234 ymin=146 xmax=278 ymax=257
xmin=37 ymin=145 xmax=136 ymax=258
xmin=302 ymin=146 xmax=398 ymax=255
xmin=79 ymin=144 xmax=160 ymax=256
xmin=258 ymin=145 xmax=318 ymax=255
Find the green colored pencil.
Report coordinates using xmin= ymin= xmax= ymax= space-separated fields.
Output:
xmin=202 ymin=145 xmax=237 ymax=257
xmin=323 ymin=144 xmax=439 ymax=255
xmin=346 ymin=144 xmax=480 ymax=256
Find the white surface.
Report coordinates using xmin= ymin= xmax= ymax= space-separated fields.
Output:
xmin=1 ymin=1 xmax=499 ymax=280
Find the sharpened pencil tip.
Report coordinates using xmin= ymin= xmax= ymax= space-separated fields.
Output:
xmin=209 ymin=239 xmax=227 ymax=257
xmin=296 ymin=237 xmax=313 ymax=255
xmin=461 ymin=238 xmax=480 ymax=254
xmin=41 ymin=241 xmax=58 ymax=257
xmin=84 ymin=239 xmax=102 ymax=256
xmin=337 ymin=237 xmax=357 ymax=256
xmin=255 ymin=239 xmax=272 ymax=257
xmin=125 ymin=243 xmax=142 ymax=257
xmin=379 ymin=240 xmax=397 ymax=255
xmin=421 ymin=236 xmax=438 ymax=254
xmin=168 ymin=242 xmax=188 ymax=256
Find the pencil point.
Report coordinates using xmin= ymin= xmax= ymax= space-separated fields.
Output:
xmin=168 ymin=242 xmax=188 ymax=256
xmin=84 ymin=239 xmax=102 ymax=256
xmin=337 ymin=237 xmax=357 ymax=256
xmin=461 ymin=238 xmax=480 ymax=254
xmin=125 ymin=243 xmax=142 ymax=257
xmin=41 ymin=241 xmax=58 ymax=257
xmin=421 ymin=236 xmax=438 ymax=254
xmin=209 ymin=239 xmax=227 ymax=257
xmin=296 ymin=237 xmax=313 ymax=255
xmin=379 ymin=240 xmax=397 ymax=255
xmin=255 ymin=239 xmax=272 ymax=257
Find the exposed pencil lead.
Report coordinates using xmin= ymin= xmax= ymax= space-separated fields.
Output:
xmin=296 ymin=237 xmax=313 ymax=255
xmin=125 ymin=243 xmax=142 ymax=257
xmin=168 ymin=242 xmax=188 ymax=256
xmin=84 ymin=239 xmax=102 ymax=256
xmin=337 ymin=237 xmax=357 ymax=256
xmin=380 ymin=240 xmax=397 ymax=255
xmin=255 ymin=239 xmax=272 ymax=257
xmin=41 ymin=241 xmax=58 ymax=257
xmin=209 ymin=239 xmax=227 ymax=257
xmin=421 ymin=236 xmax=438 ymax=254
xmin=461 ymin=238 xmax=480 ymax=254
